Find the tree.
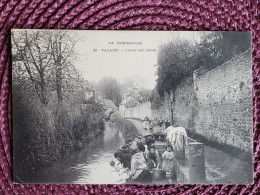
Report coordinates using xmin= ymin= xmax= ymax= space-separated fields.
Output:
xmin=150 ymin=89 xmax=163 ymax=109
xmin=156 ymin=39 xmax=196 ymax=96
xmin=139 ymin=89 xmax=152 ymax=103
xmin=12 ymin=30 xmax=52 ymax=105
xmin=196 ymin=32 xmax=251 ymax=71
xmin=50 ymin=31 xmax=77 ymax=107
xmin=12 ymin=30 xmax=79 ymax=107
xmin=98 ymin=77 xmax=122 ymax=106
xmin=156 ymin=32 xmax=251 ymax=97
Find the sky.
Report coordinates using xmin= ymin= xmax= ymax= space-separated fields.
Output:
xmin=73 ymin=31 xmax=204 ymax=89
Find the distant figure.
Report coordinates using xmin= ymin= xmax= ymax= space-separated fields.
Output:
xmin=149 ymin=120 xmax=155 ymax=132
xmin=143 ymin=117 xmax=151 ymax=130
xmin=129 ymin=143 xmax=152 ymax=183
xmin=164 ymin=119 xmax=171 ymax=129
xmin=162 ymin=145 xmax=174 ymax=176
xmin=157 ymin=114 xmax=164 ymax=127
xmin=153 ymin=117 xmax=158 ymax=125
xmin=143 ymin=117 xmax=153 ymax=136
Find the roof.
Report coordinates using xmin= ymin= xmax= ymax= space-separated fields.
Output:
xmin=99 ymin=99 xmax=117 ymax=109
xmin=105 ymin=99 xmax=117 ymax=109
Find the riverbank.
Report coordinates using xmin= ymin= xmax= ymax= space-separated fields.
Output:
xmin=110 ymin=116 xmax=140 ymax=140
xmin=126 ymin=118 xmax=147 ymax=136
xmin=21 ymin=122 xmax=125 ymax=184
xmin=13 ymin=84 xmax=106 ymax=183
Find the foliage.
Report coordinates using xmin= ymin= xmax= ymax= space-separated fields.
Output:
xmin=123 ymin=97 xmax=140 ymax=108
xmin=150 ymin=89 xmax=164 ymax=109
xmin=156 ymin=39 xmax=196 ymax=96
xmin=123 ymin=88 xmax=152 ymax=108
xmin=73 ymin=103 xmax=105 ymax=145
xmin=12 ymin=30 xmax=105 ymax=181
xmin=13 ymin=81 xmax=105 ymax=182
xmin=98 ymin=77 xmax=122 ymax=106
xmin=13 ymin=85 xmax=59 ymax=178
xmin=156 ymin=32 xmax=251 ymax=97
xmin=12 ymin=30 xmax=79 ymax=106
xmin=138 ymin=89 xmax=152 ymax=102
xmin=111 ymin=115 xmax=139 ymax=140
xmin=195 ymin=32 xmax=251 ymax=71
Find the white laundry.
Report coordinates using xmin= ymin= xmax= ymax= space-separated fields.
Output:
xmin=164 ymin=126 xmax=175 ymax=141
xmin=164 ymin=126 xmax=188 ymax=150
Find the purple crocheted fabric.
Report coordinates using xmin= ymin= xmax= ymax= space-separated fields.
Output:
xmin=0 ymin=0 xmax=259 ymax=194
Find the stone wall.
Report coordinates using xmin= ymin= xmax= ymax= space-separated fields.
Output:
xmin=193 ymin=50 xmax=253 ymax=152
xmin=119 ymin=99 xmax=171 ymax=122
xmin=174 ymin=77 xmax=195 ymax=130
xmin=119 ymin=101 xmax=153 ymax=120
xmin=154 ymin=93 xmax=172 ymax=122
xmin=119 ymin=50 xmax=253 ymax=152
xmin=168 ymin=50 xmax=253 ymax=152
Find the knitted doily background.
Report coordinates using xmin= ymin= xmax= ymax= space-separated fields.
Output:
xmin=0 ymin=0 xmax=259 ymax=194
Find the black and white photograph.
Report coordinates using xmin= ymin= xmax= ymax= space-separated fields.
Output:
xmin=12 ymin=30 xmax=253 ymax=184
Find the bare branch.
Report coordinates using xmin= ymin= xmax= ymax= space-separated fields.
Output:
xmin=25 ymin=31 xmax=41 ymax=73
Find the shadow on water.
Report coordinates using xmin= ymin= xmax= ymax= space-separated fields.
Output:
xmin=31 ymin=122 xmax=125 ymax=184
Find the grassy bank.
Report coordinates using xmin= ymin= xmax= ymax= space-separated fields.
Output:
xmin=111 ymin=115 xmax=140 ymax=140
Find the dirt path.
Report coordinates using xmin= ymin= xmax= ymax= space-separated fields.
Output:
xmin=127 ymin=118 xmax=253 ymax=184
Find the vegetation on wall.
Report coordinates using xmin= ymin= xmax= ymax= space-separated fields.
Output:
xmin=156 ymin=32 xmax=251 ymax=97
xmin=110 ymin=115 xmax=139 ymax=140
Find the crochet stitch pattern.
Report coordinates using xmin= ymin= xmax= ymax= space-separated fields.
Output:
xmin=0 ymin=0 xmax=259 ymax=194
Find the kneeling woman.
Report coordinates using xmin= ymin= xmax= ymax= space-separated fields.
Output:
xmin=113 ymin=151 xmax=131 ymax=183
xmin=128 ymin=143 xmax=152 ymax=183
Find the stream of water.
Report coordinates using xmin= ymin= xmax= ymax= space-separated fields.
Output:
xmin=33 ymin=122 xmax=125 ymax=184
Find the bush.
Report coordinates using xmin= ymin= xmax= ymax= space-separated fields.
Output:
xmin=72 ymin=103 xmax=105 ymax=149
xmin=13 ymin=86 xmax=58 ymax=179
xmin=156 ymin=32 xmax=251 ymax=97
xmin=111 ymin=115 xmax=139 ymax=140
xmin=13 ymin=84 xmax=105 ymax=182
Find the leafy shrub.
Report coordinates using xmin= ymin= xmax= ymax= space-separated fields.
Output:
xmin=13 ymin=84 xmax=105 ymax=181
xmin=111 ymin=115 xmax=139 ymax=140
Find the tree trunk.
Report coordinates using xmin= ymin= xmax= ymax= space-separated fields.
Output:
xmin=39 ymin=72 xmax=48 ymax=105
xmin=55 ymin=55 xmax=63 ymax=107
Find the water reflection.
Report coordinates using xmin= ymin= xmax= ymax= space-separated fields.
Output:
xmin=34 ymin=122 xmax=125 ymax=184
xmin=71 ymin=122 xmax=125 ymax=184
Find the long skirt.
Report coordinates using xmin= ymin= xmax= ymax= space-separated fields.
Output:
xmin=128 ymin=169 xmax=152 ymax=184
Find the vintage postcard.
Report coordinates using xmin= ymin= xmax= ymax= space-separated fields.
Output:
xmin=12 ymin=30 xmax=253 ymax=184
